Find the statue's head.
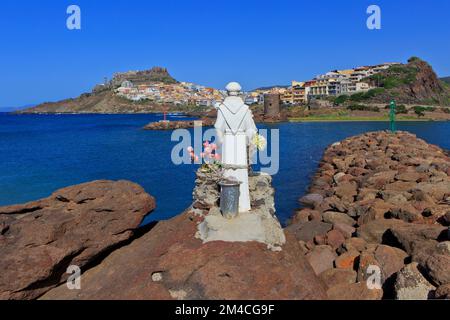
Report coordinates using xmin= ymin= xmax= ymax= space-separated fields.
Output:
xmin=226 ymin=82 xmax=242 ymax=96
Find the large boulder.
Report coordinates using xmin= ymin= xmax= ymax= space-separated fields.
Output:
xmin=0 ymin=180 xmax=155 ymax=300
xmin=395 ymin=263 xmax=436 ymax=300
xmin=285 ymin=220 xmax=333 ymax=242
xmin=40 ymin=211 xmax=328 ymax=300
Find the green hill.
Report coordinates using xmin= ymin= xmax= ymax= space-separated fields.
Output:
xmin=336 ymin=57 xmax=450 ymax=106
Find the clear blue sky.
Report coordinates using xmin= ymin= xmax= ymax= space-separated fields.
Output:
xmin=1 ymin=0 xmax=449 ymax=108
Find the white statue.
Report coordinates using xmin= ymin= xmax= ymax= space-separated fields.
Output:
xmin=214 ymin=82 xmax=257 ymax=212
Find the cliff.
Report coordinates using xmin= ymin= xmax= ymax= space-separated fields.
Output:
xmin=18 ymin=67 xmax=181 ymax=114
xmin=362 ymin=57 xmax=450 ymax=106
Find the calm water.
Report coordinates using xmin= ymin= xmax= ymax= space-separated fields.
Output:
xmin=1 ymin=113 xmax=450 ymax=225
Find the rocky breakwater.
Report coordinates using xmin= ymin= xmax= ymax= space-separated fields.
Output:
xmin=0 ymin=180 xmax=156 ymax=300
xmin=144 ymin=119 xmax=214 ymax=131
xmin=40 ymin=169 xmax=327 ymax=300
xmin=289 ymin=131 xmax=450 ymax=300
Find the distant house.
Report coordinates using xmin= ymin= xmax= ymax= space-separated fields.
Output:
xmin=121 ymin=80 xmax=134 ymax=88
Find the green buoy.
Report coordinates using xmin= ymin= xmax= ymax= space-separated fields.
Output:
xmin=389 ymin=100 xmax=397 ymax=133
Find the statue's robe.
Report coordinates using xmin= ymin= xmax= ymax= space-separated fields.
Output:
xmin=214 ymin=96 xmax=257 ymax=212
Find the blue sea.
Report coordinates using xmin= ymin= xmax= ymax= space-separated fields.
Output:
xmin=1 ymin=113 xmax=450 ymax=226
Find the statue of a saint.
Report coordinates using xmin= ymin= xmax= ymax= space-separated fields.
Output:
xmin=214 ymin=82 xmax=257 ymax=212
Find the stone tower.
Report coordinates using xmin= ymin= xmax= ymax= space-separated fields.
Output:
xmin=263 ymin=94 xmax=281 ymax=117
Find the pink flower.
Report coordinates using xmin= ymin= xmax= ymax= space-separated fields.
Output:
xmin=187 ymin=146 xmax=194 ymax=153
xmin=194 ymin=156 xmax=199 ymax=162
xmin=203 ymin=141 xmax=210 ymax=148
xmin=214 ymin=154 xmax=221 ymax=160
xmin=210 ymin=143 xmax=217 ymax=150
xmin=200 ymin=152 xmax=205 ymax=158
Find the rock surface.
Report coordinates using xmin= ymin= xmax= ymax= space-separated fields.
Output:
xmin=41 ymin=210 xmax=327 ymax=300
xmin=290 ymin=131 xmax=450 ymax=300
xmin=0 ymin=180 xmax=156 ymax=300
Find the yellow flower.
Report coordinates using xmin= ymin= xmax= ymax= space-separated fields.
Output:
xmin=252 ymin=134 xmax=267 ymax=151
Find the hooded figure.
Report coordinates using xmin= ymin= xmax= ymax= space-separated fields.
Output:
xmin=214 ymin=82 xmax=257 ymax=212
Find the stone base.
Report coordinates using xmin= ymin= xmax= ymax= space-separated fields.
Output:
xmin=195 ymin=172 xmax=286 ymax=250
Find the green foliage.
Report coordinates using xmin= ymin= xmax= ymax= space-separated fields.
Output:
xmin=413 ymin=106 xmax=427 ymax=117
xmin=348 ymin=88 xmax=385 ymax=102
xmin=367 ymin=64 xmax=418 ymax=89
xmin=384 ymin=104 xmax=407 ymax=114
xmin=347 ymin=104 xmax=380 ymax=112
xmin=334 ymin=95 xmax=349 ymax=105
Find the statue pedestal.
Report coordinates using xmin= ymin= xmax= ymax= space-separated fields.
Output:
xmin=193 ymin=172 xmax=285 ymax=250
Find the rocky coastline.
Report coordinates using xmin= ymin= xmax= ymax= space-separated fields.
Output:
xmin=1 ymin=131 xmax=449 ymax=300
xmin=143 ymin=108 xmax=289 ymax=130
xmin=289 ymin=131 xmax=450 ymax=299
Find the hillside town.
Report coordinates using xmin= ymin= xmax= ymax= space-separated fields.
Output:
xmin=248 ymin=62 xmax=401 ymax=105
xmin=115 ymin=80 xmax=225 ymax=107
xmin=110 ymin=62 xmax=401 ymax=108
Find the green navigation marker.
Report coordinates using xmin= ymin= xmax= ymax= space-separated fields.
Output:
xmin=390 ymin=100 xmax=397 ymax=133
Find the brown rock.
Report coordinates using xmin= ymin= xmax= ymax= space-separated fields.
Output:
xmin=388 ymin=223 xmax=448 ymax=255
xmin=435 ymin=284 xmax=450 ymax=299
xmin=41 ymin=211 xmax=328 ymax=300
xmin=285 ymin=220 xmax=333 ymax=242
xmin=374 ymin=245 xmax=408 ymax=281
xmin=396 ymin=171 xmax=425 ymax=182
xmin=319 ymin=268 xmax=357 ymax=288
xmin=385 ymin=181 xmax=417 ymax=193
xmin=327 ymin=282 xmax=383 ymax=300
xmin=0 ymin=180 xmax=156 ymax=300
xmin=323 ymin=211 xmax=356 ymax=226
xmin=326 ymin=229 xmax=346 ymax=249
xmin=424 ymin=254 xmax=450 ymax=286
xmin=366 ymin=171 xmax=398 ymax=188
xmin=333 ymin=223 xmax=355 ymax=239
xmin=335 ymin=250 xmax=360 ymax=269
xmin=306 ymin=245 xmax=337 ymax=276
xmin=357 ymin=219 xmax=406 ymax=244
xmin=299 ymin=193 xmax=324 ymax=208
xmin=334 ymin=182 xmax=358 ymax=201
xmin=344 ymin=237 xmax=367 ymax=252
